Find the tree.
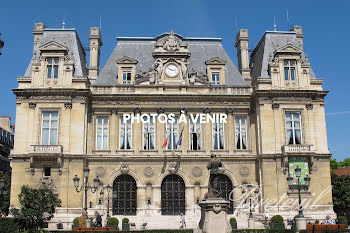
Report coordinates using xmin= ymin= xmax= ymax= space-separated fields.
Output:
xmin=330 ymin=159 xmax=340 ymax=170
xmin=11 ymin=185 xmax=61 ymax=233
xmin=331 ymin=173 xmax=350 ymax=214
xmin=0 ymin=170 xmax=11 ymax=214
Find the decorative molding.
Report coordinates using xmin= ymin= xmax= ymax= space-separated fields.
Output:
xmin=116 ymin=56 xmax=138 ymax=64
xmin=110 ymin=107 xmax=118 ymax=115
xmin=272 ymin=103 xmax=280 ymax=110
xmin=180 ymin=108 xmax=188 ymax=115
xmin=306 ymin=104 xmax=313 ymax=110
xmin=144 ymin=167 xmax=154 ymax=177
xmin=203 ymin=108 xmax=211 ymax=114
xmin=239 ymin=166 xmax=250 ymax=177
xmin=133 ymin=107 xmax=142 ymax=114
xmin=36 ymin=177 xmax=58 ymax=194
xmin=192 ymin=167 xmax=203 ymax=178
xmin=96 ymin=167 xmax=106 ymax=177
xmin=205 ymin=57 xmax=226 ymax=65
xmin=120 ymin=164 xmax=129 ymax=174
xmin=29 ymin=102 xmax=36 ymax=109
xmin=64 ymin=102 xmax=72 ymax=109
xmin=157 ymin=107 xmax=165 ymax=114
xmin=226 ymin=108 xmax=233 ymax=115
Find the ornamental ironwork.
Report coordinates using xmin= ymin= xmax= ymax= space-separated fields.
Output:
xmin=112 ymin=174 xmax=137 ymax=215
xmin=161 ymin=174 xmax=185 ymax=215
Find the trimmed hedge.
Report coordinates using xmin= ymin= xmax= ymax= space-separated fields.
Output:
xmin=106 ymin=217 xmax=119 ymax=226
xmin=230 ymin=217 xmax=237 ymax=222
xmin=271 ymin=215 xmax=284 ymax=223
xmin=232 ymin=230 xmax=292 ymax=233
xmin=49 ymin=230 xmax=193 ymax=233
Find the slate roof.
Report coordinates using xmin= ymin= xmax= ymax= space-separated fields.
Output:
xmin=93 ymin=33 xmax=248 ymax=87
xmin=24 ymin=28 xmax=87 ymax=77
xmin=250 ymin=31 xmax=316 ymax=79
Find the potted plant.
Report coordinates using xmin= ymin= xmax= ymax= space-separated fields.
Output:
xmin=338 ymin=216 xmax=348 ymax=227
xmin=72 ymin=217 xmax=79 ymax=229
xmin=230 ymin=217 xmax=237 ymax=229
xmin=122 ymin=218 xmax=130 ymax=231
xmin=270 ymin=215 xmax=285 ymax=229
xmin=107 ymin=217 xmax=119 ymax=231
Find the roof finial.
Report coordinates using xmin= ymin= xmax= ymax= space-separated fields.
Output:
xmin=274 ymin=16 xmax=277 ymax=31
xmin=62 ymin=18 xmax=66 ymax=29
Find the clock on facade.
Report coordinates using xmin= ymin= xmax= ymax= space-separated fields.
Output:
xmin=165 ymin=64 xmax=179 ymax=77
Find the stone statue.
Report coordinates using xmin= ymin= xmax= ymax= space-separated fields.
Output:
xmin=180 ymin=58 xmax=188 ymax=79
xmin=189 ymin=67 xmax=209 ymax=85
xmin=135 ymin=68 xmax=157 ymax=85
xmin=205 ymin=154 xmax=223 ymax=198
xmin=155 ymin=58 xmax=163 ymax=79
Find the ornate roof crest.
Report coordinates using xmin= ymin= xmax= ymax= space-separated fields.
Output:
xmin=163 ymin=30 xmax=180 ymax=52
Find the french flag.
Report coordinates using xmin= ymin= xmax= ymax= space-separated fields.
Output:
xmin=176 ymin=126 xmax=185 ymax=148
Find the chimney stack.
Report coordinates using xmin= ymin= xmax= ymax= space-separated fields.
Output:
xmin=33 ymin=23 xmax=45 ymax=54
xmin=88 ymin=27 xmax=103 ymax=79
xmin=291 ymin=26 xmax=304 ymax=49
xmin=235 ymin=29 xmax=251 ymax=84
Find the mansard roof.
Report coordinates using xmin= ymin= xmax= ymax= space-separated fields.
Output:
xmin=24 ymin=28 xmax=87 ymax=77
xmin=94 ymin=32 xmax=248 ymax=87
xmin=250 ymin=31 xmax=316 ymax=79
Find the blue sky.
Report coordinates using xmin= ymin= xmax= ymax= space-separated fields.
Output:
xmin=0 ymin=0 xmax=349 ymax=160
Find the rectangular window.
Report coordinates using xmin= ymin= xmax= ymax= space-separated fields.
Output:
xmin=44 ymin=167 xmax=51 ymax=177
xmin=166 ymin=117 xmax=178 ymax=150
xmin=285 ymin=112 xmax=302 ymax=145
xmin=211 ymin=71 xmax=220 ymax=85
xmin=189 ymin=117 xmax=201 ymax=150
xmin=41 ymin=112 xmax=58 ymax=145
xmin=213 ymin=121 xmax=224 ymax=150
xmin=143 ymin=117 xmax=155 ymax=150
xmin=235 ymin=116 xmax=247 ymax=149
xmin=289 ymin=157 xmax=309 ymax=185
xmin=284 ymin=60 xmax=296 ymax=81
xmin=122 ymin=69 xmax=132 ymax=84
xmin=47 ymin=58 xmax=59 ymax=79
xmin=120 ymin=117 xmax=132 ymax=149
xmin=96 ymin=116 xmax=109 ymax=150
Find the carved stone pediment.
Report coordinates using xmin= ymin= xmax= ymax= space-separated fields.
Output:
xmin=117 ymin=56 xmax=138 ymax=64
xmin=39 ymin=41 xmax=68 ymax=52
xmin=205 ymin=57 xmax=226 ymax=65
xmin=154 ymin=30 xmax=189 ymax=55
xmin=274 ymin=44 xmax=302 ymax=55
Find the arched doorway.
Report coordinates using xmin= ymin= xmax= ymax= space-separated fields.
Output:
xmin=112 ymin=174 xmax=137 ymax=215
xmin=216 ymin=174 xmax=234 ymax=214
xmin=161 ymin=174 xmax=186 ymax=215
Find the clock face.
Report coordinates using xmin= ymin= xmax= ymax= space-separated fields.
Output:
xmin=165 ymin=64 xmax=179 ymax=77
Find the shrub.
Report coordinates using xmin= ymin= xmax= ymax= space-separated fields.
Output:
xmin=338 ymin=216 xmax=347 ymax=222
xmin=107 ymin=217 xmax=119 ymax=226
xmin=0 ymin=217 xmax=20 ymax=233
xmin=73 ymin=217 xmax=79 ymax=225
xmin=230 ymin=217 xmax=237 ymax=222
xmin=271 ymin=215 xmax=284 ymax=223
xmin=122 ymin=217 xmax=129 ymax=223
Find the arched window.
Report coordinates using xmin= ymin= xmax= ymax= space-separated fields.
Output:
xmin=161 ymin=174 xmax=185 ymax=215
xmin=216 ymin=174 xmax=234 ymax=214
xmin=112 ymin=174 xmax=137 ymax=215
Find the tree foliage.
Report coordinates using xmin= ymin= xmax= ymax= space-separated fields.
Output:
xmin=10 ymin=185 xmax=61 ymax=233
xmin=330 ymin=158 xmax=350 ymax=170
xmin=331 ymin=173 xmax=350 ymax=212
xmin=0 ymin=170 xmax=11 ymax=214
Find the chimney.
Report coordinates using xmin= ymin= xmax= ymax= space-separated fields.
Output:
xmin=33 ymin=23 xmax=45 ymax=54
xmin=88 ymin=27 xmax=103 ymax=79
xmin=235 ymin=29 xmax=251 ymax=84
xmin=291 ymin=26 xmax=304 ymax=49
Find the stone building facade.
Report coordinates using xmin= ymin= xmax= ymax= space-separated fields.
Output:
xmin=0 ymin=116 xmax=14 ymax=172
xmin=10 ymin=23 xmax=334 ymax=229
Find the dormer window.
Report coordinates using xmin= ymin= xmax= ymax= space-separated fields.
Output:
xmin=47 ymin=58 xmax=59 ymax=79
xmin=122 ymin=68 xmax=132 ymax=84
xmin=205 ymin=57 xmax=226 ymax=85
xmin=284 ymin=60 xmax=296 ymax=81
xmin=211 ymin=70 xmax=220 ymax=85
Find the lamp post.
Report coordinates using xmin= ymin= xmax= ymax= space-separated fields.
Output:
xmin=73 ymin=167 xmax=100 ymax=212
xmin=242 ymin=184 xmax=259 ymax=229
xmin=286 ymin=165 xmax=311 ymax=218
xmin=99 ymin=184 xmax=112 ymax=218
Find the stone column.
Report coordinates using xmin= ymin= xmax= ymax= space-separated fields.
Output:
xmin=88 ymin=27 xmax=103 ymax=79
xmin=137 ymin=185 xmax=146 ymax=216
xmin=185 ymin=186 xmax=195 ymax=214
xmin=153 ymin=185 xmax=162 ymax=215
xmin=295 ymin=217 xmax=307 ymax=232
xmin=235 ymin=29 xmax=251 ymax=84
